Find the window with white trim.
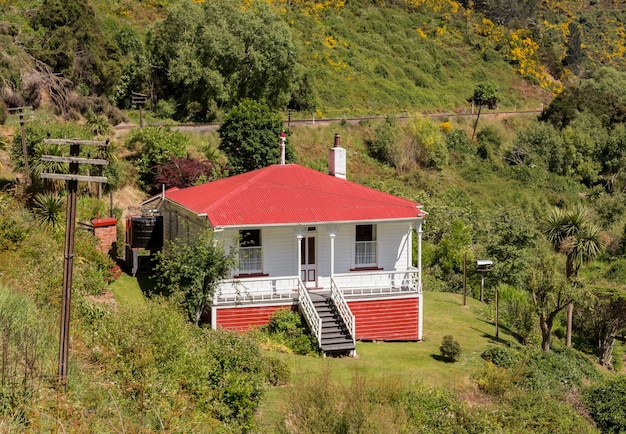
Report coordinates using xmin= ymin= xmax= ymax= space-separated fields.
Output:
xmin=239 ymin=229 xmax=262 ymax=274
xmin=355 ymin=224 xmax=377 ymax=267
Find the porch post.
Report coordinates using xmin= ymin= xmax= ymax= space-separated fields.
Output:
xmin=417 ymin=219 xmax=423 ymax=341
xmin=297 ymin=233 xmax=303 ymax=282
xmin=330 ymin=232 xmax=336 ymax=278
xmin=417 ymin=220 xmax=423 ymax=291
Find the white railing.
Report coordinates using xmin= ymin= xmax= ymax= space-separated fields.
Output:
xmin=333 ymin=269 xmax=420 ymax=296
xmin=215 ymin=276 xmax=299 ymax=304
xmin=330 ymin=278 xmax=355 ymax=345
xmin=297 ymin=279 xmax=322 ymax=347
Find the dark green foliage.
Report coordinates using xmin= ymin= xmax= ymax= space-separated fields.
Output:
xmin=539 ymin=84 xmax=626 ymax=130
xmin=148 ymin=0 xmax=298 ymax=120
xmin=85 ymin=299 xmax=274 ymax=432
xmin=153 ymin=231 xmax=237 ymax=325
xmin=365 ymin=115 xmax=399 ymax=164
xmin=30 ymin=0 xmax=121 ymax=95
xmin=124 ymin=126 xmax=189 ymax=188
xmin=439 ymin=335 xmax=461 ymax=362
xmin=522 ymin=347 xmax=600 ymax=391
xmin=261 ymin=308 xmax=319 ymax=356
xmin=218 ymin=99 xmax=293 ymax=175
xmin=584 ymin=375 xmax=626 ymax=434
xmin=481 ymin=346 xmax=522 ymax=368
xmin=30 ymin=192 xmax=64 ymax=227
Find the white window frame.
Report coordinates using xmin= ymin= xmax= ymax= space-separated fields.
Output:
xmin=355 ymin=224 xmax=377 ymax=267
xmin=239 ymin=229 xmax=262 ymax=274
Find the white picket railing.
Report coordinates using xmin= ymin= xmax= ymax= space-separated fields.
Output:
xmin=215 ymin=269 xmax=420 ymax=304
xmin=332 ymin=269 xmax=420 ymax=296
xmin=330 ymin=278 xmax=355 ymax=345
xmin=297 ymin=280 xmax=322 ymax=347
xmin=215 ymin=276 xmax=299 ymax=304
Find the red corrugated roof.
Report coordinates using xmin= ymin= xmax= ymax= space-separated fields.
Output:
xmin=165 ymin=164 xmax=425 ymax=227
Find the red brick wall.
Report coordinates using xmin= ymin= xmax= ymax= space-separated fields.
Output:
xmin=92 ymin=218 xmax=118 ymax=256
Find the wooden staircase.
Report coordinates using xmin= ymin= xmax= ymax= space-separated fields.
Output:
xmin=310 ymin=292 xmax=355 ymax=355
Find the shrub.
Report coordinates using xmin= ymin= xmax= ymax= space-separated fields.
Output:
xmin=584 ymin=376 xmax=626 ymax=434
xmin=261 ymin=308 xmax=319 ymax=356
xmin=439 ymin=335 xmax=461 ymax=362
xmin=365 ymin=116 xmax=399 ymax=164
xmin=124 ymin=126 xmax=189 ymax=188
xmin=481 ymin=346 xmax=522 ymax=368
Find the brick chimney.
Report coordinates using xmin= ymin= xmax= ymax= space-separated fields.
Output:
xmin=328 ymin=133 xmax=346 ymax=179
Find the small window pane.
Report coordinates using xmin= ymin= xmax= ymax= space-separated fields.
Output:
xmin=356 ymin=224 xmax=374 ymax=241
xmin=240 ymin=229 xmax=261 ymax=247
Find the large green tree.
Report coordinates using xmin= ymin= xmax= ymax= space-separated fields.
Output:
xmin=153 ymin=232 xmax=237 ymax=326
xmin=30 ymin=0 xmax=121 ymax=95
xmin=218 ymin=99 xmax=294 ymax=175
xmin=544 ymin=204 xmax=604 ymax=347
xmin=148 ymin=0 xmax=298 ymax=120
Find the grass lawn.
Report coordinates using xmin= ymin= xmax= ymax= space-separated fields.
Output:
xmin=256 ymin=290 xmax=518 ymax=430
xmin=108 ymin=273 xmax=149 ymax=306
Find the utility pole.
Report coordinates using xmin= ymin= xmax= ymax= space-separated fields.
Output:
xmin=8 ymin=106 xmax=33 ymax=186
xmin=40 ymin=138 xmax=109 ymax=390
xmin=132 ymin=92 xmax=148 ymax=128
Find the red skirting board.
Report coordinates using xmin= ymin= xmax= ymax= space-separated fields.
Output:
xmin=216 ymin=304 xmax=296 ymax=331
xmin=348 ymin=297 xmax=419 ymax=341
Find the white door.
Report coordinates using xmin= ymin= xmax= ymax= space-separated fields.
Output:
xmin=300 ymin=235 xmax=317 ymax=288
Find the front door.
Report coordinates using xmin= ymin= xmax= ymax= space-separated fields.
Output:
xmin=300 ymin=234 xmax=317 ymax=288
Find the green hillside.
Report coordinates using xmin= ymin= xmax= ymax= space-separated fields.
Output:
xmin=2 ymin=0 xmax=626 ymax=432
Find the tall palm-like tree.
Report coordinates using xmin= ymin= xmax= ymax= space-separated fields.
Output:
xmin=544 ymin=204 xmax=604 ymax=347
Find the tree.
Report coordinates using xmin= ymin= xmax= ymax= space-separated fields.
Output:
xmin=147 ymin=0 xmax=298 ymax=120
xmin=153 ymin=232 xmax=237 ymax=326
xmin=218 ymin=99 xmax=294 ymax=175
xmin=526 ymin=249 xmax=573 ymax=351
xmin=30 ymin=0 xmax=121 ymax=95
xmin=149 ymin=157 xmax=222 ymax=194
xmin=544 ymin=204 xmax=605 ymax=347
xmin=125 ymin=126 xmax=189 ymax=189
xmin=577 ymin=286 xmax=626 ymax=367
xmin=468 ymin=83 xmax=498 ymax=141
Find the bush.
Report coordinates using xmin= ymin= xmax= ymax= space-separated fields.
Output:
xmin=481 ymin=346 xmax=522 ymax=368
xmin=584 ymin=375 xmax=626 ymax=434
xmin=439 ymin=335 xmax=461 ymax=362
xmin=261 ymin=308 xmax=319 ymax=356
xmin=365 ymin=116 xmax=399 ymax=164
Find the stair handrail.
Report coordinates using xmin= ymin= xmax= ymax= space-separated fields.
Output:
xmin=330 ymin=278 xmax=355 ymax=345
xmin=297 ymin=279 xmax=322 ymax=348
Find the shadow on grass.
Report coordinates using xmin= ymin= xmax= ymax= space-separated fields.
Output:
xmin=136 ymin=274 xmax=161 ymax=296
xmin=430 ymin=354 xmax=458 ymax=363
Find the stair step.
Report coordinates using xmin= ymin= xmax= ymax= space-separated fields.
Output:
xmin=321 ymin=342 xmax=356 ymax=352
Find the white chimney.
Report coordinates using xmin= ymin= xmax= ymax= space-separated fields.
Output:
xmin=328 ymin=133 xmax=346 ymax=179
xmin=280 ymin=130 xmax=286 ymax=165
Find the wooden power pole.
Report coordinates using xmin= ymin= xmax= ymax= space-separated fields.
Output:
xmin=7 ymin=106 xmax=33 ymax=186
xmin=132 ymin=92 xmax=148 ymax=128
xmin=40 ymin=138 xmax=109 ymax=390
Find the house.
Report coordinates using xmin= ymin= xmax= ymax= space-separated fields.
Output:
xmin=157 ymin=134 xmax=426 ymax=355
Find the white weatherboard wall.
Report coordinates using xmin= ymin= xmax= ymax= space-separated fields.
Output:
xmin=214 ymin=221 xmax=414 ymax=281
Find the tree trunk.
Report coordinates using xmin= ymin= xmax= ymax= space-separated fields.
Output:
xmin=540 ymin=315 xmax=552 ymax=351
xmin=598 ymin=335 xmax=615 ymax=368
xmin=566 ymin=302 xmax=573 ymax=347
xmin=471 ymin=105 xmax=482 ymax=142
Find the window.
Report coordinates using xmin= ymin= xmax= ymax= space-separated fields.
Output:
xmin=239 ymin=229 xmax=262 ymax=274
xmin=355 ymin=224 xmax=377 ymax=267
